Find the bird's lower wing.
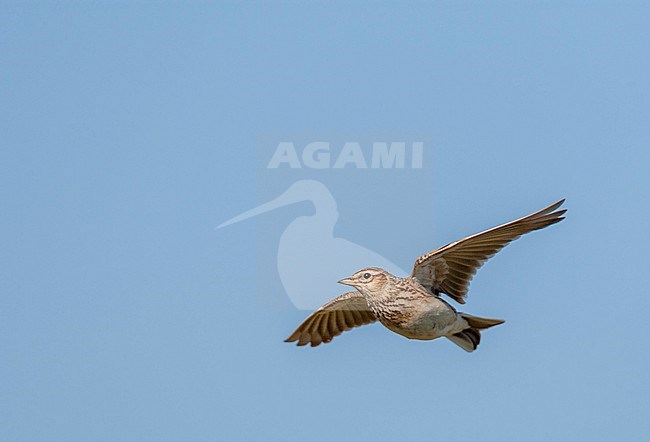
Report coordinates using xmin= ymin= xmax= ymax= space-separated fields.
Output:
xmin=412 ymin=199 xmax=566 ymax=304
xmin=284 ymin=291 xmax=377 ymax=347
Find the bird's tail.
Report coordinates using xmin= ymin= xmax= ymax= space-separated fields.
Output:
xmin=447 ymin=313 xmax=505 ymax=352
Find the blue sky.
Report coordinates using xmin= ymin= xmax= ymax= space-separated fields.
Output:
xmin=1 ymin=2 xmax=649 ymax=441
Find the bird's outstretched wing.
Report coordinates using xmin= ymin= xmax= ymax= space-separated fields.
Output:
xmin=285 ymin=291 xmax=376 ymax=347
xmin=412 ymin=199 xmax=566 ymax=304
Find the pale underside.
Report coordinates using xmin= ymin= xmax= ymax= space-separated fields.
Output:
xmin=370 ymin=287 xmax=465 ymax=340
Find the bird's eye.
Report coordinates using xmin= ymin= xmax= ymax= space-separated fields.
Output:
xmin=363 ymin=273 xmax=371 ymax=279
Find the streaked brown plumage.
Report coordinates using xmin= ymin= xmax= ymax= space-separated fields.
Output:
xmin=285 ymin=199 xmax=566 ymax=351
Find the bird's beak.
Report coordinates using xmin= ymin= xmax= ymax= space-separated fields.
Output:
xmin=338 ymin=277 xmax=356 ymax=286
xmin=216 ymin=186 xmax=302 ymax=229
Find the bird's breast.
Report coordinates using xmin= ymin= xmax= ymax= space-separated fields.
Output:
xmin=369 ymin=292 xmax=457 ymax=340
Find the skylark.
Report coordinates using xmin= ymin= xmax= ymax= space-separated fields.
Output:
xmin=285 ymin=200 xmax=566 ymax=351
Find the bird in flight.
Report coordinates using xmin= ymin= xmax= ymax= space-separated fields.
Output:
xmin=285 ymin=199 xmax=566 ymax=351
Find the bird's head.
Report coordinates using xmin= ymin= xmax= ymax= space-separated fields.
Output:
xmin=338 ymin=267 xmax=392 ymax=296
